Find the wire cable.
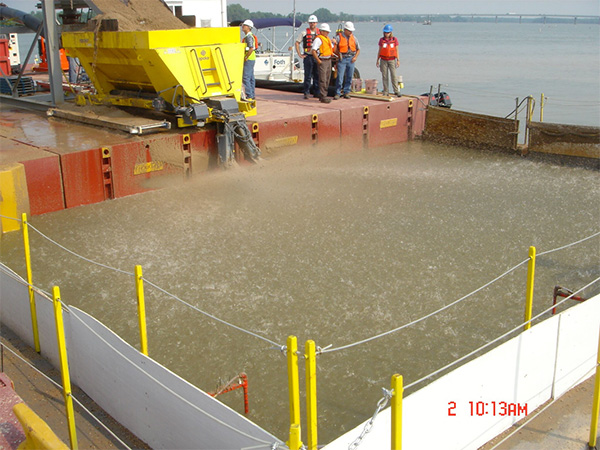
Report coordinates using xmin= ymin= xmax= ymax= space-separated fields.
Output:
xmin=23 ymin=218 xmax=600 ymax=356
xmin=405 ymin=275 xmax=600 ymax=390
xmin=27 ymin=223 xmax=134 ymax=277
xmin=143 ymin=279 xmax=282 ymax=348
xmin=0 ymin=340 xmax=133 ymax=450
xmin=321 ymin=259 xmax=529 ymax=354
xmin=66 ymin=306 xmax=282 ymax=448
xmin=24 ymin=224 xmax=283 ymax=349
xmin=0 ymin=262 xmax=53 ymax=300
xmin=537 ymin=230 xmax=600 ymax=257
xmin=322 ymin=231 xmax=600 ymax=355
xmin=0 ymin=213 xmax=22 ymax=222
xmin=0 ymin=265 xmax=281 ymax=447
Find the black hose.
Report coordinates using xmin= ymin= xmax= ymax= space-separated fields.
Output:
xmin=0 ymin=6 xmax=44 ymax=36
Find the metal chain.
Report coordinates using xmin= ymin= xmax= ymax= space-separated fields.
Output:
xmin=348 ymin=388 xmax=393 ymax=450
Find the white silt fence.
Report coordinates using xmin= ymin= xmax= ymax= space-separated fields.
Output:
xmin=0 ymin=265 xmax=283 ymax=449
xmin=323 ymin=292 xmax=600 ymax=450
xmin=1 ymin=260 xmax=598 ymax=450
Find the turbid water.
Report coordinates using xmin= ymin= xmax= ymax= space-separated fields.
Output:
xmin=1 ymin=141 xmax=598 ymax=443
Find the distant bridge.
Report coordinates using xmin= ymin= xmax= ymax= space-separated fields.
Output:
xmin=437 ymin=14 xmax=600 ymax=24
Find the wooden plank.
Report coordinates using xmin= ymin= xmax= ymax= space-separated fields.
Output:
xmin=48 ymin=107 xmax=171 ymax=134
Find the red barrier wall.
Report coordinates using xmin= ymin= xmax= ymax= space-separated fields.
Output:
xmin=367 ymin=100 xmax=410 ymax=148
xmin=109 ymin=135 xmax=186 ymax=198
xmin=60 ymin=148 xmax=104 ymax=208
xmin=22 ymin=155 xmax=64 ymax=215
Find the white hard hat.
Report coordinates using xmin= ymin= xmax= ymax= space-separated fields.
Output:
xmin=242 ymin=19 xmax=254 ymax=28
xmin=308 ymin=15 xmax=318 ymax=23
xmin=320 ymin=23 xmax=331 ymax=32
xmin=344 ymin=21 xmax=355 ymax=32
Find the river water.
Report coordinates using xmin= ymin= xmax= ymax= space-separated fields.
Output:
xmin=4 ymin=19 xmax=600 ymax=445
xmin=268 ymin=21 xmax=600 ymax=126
xmin=15 ymin=20 xmax=600 ymax=125
xmin=1 ymin=141 xmax=599 ymax=443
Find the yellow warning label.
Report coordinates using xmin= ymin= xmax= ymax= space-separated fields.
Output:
xmin=134 ymin=161 xmax=164 ymax=175
xmin=272 ymin=136 xmax=299 ymax=148
xmin=380 ymin=118 xmax=398 ymax=129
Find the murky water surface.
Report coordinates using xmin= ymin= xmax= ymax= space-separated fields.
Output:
xmin=1 ymin=142 xmax=599 ymax=442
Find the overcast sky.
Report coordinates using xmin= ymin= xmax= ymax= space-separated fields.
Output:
xmin=3 ymin=0 xmax=599 ymax=16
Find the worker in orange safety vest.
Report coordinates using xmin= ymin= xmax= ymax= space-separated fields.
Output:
xmin=334 ymin=21 xmax=360 ymax=99
xmin=376 ymin=24 xmax=401 ymax=97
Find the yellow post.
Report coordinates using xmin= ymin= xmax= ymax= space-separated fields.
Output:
xmin=540 ymin=93 xmax=545 ymax=122
xmin=22 ymin=213 xmax=40 ymax=353
xmin=305 ymin=340 xmax=318 ymax=450
xmin=524 ymin=246 xmax=536 ymax=331
xmin=52 ymin=286 xmax=78 ymax=450
xmin=286 ymin=335 xmax=302 ymax=450
xmin=391 ymin=374 xmax=403 ymax=450
xmin=135 ymin=265 xmax=148 ymax=356
xmin=589 ymin=328 xmax=600 ymax=448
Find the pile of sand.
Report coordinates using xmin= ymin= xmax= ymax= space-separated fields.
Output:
xmin=86 ymin=0 xmax=189 ymax=31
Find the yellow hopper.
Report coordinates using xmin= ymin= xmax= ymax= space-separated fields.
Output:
xmin=62 ymin=27 xmax=255 ymax=126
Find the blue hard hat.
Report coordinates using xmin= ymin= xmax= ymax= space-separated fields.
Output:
xmin=383 ymin=24 xmax=393 ymax=33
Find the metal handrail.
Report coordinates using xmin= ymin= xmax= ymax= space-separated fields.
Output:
xmin=190 ymin=48 xmax=208 ymax=96
xmin=215 ymin=46 xmax=233 ymax=92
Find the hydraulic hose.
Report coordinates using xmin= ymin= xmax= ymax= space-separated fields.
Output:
xmin=0 ymin=7 xmax=44 ymax=36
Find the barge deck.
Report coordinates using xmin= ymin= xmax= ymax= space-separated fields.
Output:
xmin=0 ymin=88 xmax=427 ymax=224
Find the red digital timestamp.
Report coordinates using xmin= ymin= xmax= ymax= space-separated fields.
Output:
xmin=448 ymin=401 xmax=528 ymax=417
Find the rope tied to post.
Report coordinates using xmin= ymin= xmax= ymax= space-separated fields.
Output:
xmin=347 ymin=387 xmax=393 ymax=450
xmin=274 ymin=345 xmax=287 ymax=354
xmin=316 ymin=344 xmax=332 ymax=355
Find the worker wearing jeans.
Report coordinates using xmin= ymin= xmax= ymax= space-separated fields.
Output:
xmin=241 ymin=19 xmax=256 ymax=100
xmin=334 ymin=22 xmax=360 ymax=99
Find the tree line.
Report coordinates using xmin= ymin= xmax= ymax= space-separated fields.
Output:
xmin=227 ymin=4 xmax=353 ymax=22
xmin=227 ymin=4 xmax=599 ymax=25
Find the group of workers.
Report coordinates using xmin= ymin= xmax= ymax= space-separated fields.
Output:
xmin=240 ymin=16 xmax=401 ymax=103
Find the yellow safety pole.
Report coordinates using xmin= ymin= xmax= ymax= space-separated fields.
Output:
xmin=286 ymin=335 xmax=302 ymax=450
xmin=52 ymin=286 xmax=78 ymax=450
xmin=589 ymin=328 xmax=600 ymax=448
xmin=22 ymin=213 xmax=40 ymax=353
xmin=134 ymin=265 xmax=148 ymax=356
xmin=305 ymin=340 xmax=318 ymax=450
xmin=524 ymin=246 xmax=536 ymax=331
xmin=391 ymin=374 xmax=403 ymax=450
xmin=540 ymin=93 xmax=545 ymax=122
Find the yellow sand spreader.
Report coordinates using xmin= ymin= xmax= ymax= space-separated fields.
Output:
xmin=61 ymin=27 xmax=260 ymax=163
